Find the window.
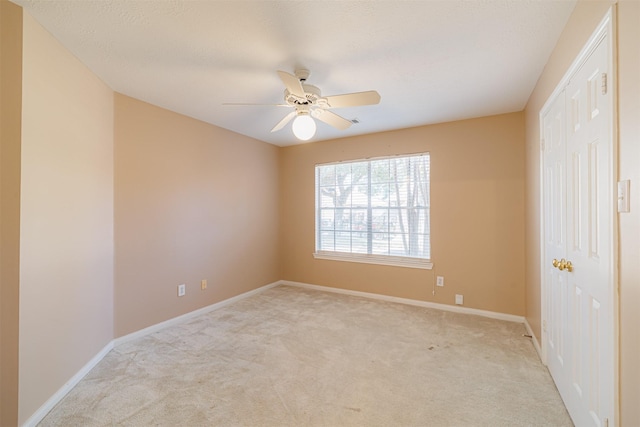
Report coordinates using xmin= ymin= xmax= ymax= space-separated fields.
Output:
xmin=314 ymin=153 xmax=431 ymax=269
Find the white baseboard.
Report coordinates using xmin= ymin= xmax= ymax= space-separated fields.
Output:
xmin=23 ymin=280 xmax=280 ymax=427
xmin=281 ymin=280 xmax=525 ymax=323
xmin=524 ymin=317 xmax=543 ymax=361
xmin=22 ymin=341 xmax=114 ymax=427
xmin=113 ymin=280 xmax=281 ymax=346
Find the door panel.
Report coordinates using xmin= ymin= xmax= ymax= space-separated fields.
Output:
xmin=565 ymin=35 xmax=612 ymax=427
xmin=543 ymin=85 xmax=567 ymax=382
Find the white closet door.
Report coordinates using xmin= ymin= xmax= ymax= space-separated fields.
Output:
xmin=542 ymin=24 xmax=615 ymax=427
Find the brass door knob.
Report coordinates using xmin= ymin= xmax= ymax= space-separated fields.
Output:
xmin=564 ymin=260 xmax=573 ymax=272
xmin=553 ymin=258 xmax=574 ymax=272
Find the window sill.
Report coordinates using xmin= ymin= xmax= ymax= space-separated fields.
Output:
xmin=313 ymin=251 xmax=433 ymax=270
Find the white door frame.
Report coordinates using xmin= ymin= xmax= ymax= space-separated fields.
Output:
xmin=538 ymin=6 xmax=619 ymax=423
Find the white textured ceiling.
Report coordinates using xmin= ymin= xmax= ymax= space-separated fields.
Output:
xmin=13 ymin=0 xmax=576 ymax=147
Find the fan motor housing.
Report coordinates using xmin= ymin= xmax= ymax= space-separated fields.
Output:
xmin=284 ymin=84 xmax=323 ymax=106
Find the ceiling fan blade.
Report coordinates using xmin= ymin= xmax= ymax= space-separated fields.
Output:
xmin=277 ymin=70 xmax=306 ymax=98
xmin=323 ymin=91 xmax=381 ymax=108
xmin=312 ymin=109 xmax=352 ymax=130
xmin=271 ymin=111 xmax=296 ymax=132
xmin=223 ymin=103 xmax=289 ymax=107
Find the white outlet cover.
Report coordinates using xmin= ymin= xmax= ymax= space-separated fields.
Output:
xmin=178 ymin=284 xmax=186 ymax=297
xmin=436 ymin=276 xmax=444 ymax=287
xmin=455 ymin=294 xmax=463 ymax=305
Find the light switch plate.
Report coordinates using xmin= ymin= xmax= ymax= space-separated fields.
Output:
xmin=618 ymin=180 xmax=630 ymax=213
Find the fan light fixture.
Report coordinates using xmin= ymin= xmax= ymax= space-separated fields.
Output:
xmin=292 ymin=114 xmax=316 ymax=141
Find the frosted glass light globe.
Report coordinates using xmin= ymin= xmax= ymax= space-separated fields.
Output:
xmin=292 ymin=115 xmax=316 ymax=141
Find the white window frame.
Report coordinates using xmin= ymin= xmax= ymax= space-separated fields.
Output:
xmin=314 ymin=153 xmax=432 ymax=270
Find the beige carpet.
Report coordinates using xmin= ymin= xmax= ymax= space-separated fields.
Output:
xmin=39 ymin=285 xmax=572 ymax=426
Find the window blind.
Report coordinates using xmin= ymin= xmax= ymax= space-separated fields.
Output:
xmin=315 ymin=153 xmax=430 ymax=262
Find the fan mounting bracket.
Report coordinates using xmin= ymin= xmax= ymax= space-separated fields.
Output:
xmin=294 ymin=69 xmax=310 ymax=82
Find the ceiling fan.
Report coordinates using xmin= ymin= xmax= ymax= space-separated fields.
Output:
xmin=224 ymin=69 xmax=381 ymax=141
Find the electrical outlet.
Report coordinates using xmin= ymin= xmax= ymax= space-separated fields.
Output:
xmin=455 ymin=294 xmax=463 ymax=305
xmin=201 ymin=279 xmax=207 ymax=290
xmin=178 ymin=284 xmax=186 ymax=297
xmin=436 ymin=276 xmax=444 ymax=287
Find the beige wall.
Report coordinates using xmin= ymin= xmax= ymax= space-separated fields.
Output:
xmin=281 ymin=113 xmax=526 ymax=315
xmin=524 ymin=0 xmax=640 ymax=423
xmin=0 ymin=1 xmax=22 ymax=425
xmin=18 ymin=13 xmax=115 ymax=425
xmin=114 ymin=94 xmax=280 ymax=337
